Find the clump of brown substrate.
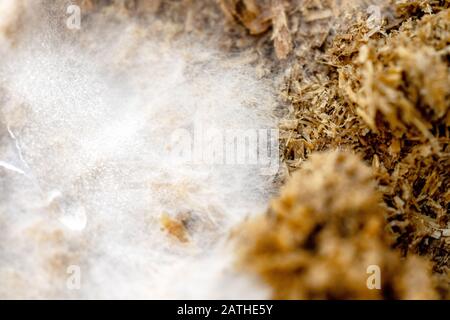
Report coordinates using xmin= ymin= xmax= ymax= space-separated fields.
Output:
xmin=236 ymin=0 xmax=449 ymax=299
xmin=334 ymin=5 xmax=449 ymax=271
xmin=234 ymin=151 xmax=438 ymax=299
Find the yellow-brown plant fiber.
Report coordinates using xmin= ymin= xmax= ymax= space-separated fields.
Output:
xmin=235 ymin=151 xmax=438 ymax=299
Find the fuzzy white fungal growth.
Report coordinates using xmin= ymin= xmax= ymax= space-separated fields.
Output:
xmin=0 ymin=1 xmax=275 ymax=298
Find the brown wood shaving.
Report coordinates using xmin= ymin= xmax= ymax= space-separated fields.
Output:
xmin=271 ymin=0 xmax=293 ymax=59
xmin=218 ymin=0 xmax=272 ymax=35
xmin=218 ymin=0 xmax=292 ymax=59
xmin=160 ymin=213 xmax=190 ymax=243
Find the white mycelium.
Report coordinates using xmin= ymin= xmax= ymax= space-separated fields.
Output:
xmin=0 ymin=1 xmax=276 ymax=298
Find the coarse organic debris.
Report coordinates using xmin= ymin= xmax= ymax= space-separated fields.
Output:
xmin=272 ymin=0 xmax=449 ymax=295
xmin=70 ymin=0 xmax=450 ymax=299
xmin=235 ymin=151 xmax=439 ymax=299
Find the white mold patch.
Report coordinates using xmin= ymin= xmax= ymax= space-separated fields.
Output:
xmin=0 ymin=1 xmax=275 ymax=299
